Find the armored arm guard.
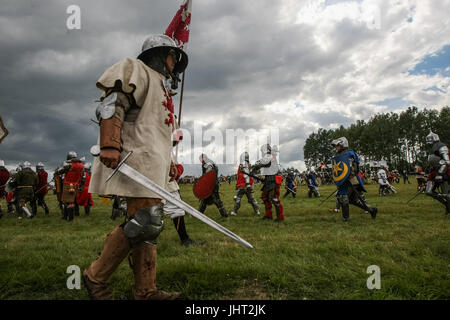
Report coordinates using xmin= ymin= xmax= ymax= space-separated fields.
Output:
xmin=438 ymin=146 xmax=450 ymax=175
xmin=96 ymin=91 xmax=133 ymax=151
xmin=203 ymin=161 xmax=214 ymax=174
xmin=251 ymin=155 xmax=272 ymax=173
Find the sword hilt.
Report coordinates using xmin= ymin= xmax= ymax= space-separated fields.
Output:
xmin=89 ymin=144 xmax=133 ymax=182
xmin=106 ymin=151 xmax=133 ymax=182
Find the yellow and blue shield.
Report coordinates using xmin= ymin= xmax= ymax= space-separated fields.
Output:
xmin=331 ymin=153 xmax=351 ymax=187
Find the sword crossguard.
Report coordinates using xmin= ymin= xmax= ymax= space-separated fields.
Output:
xmin=106 ymin=151 xmax=133 ymax=182
xmin=90 ymin=144 xmax=133 ymax=183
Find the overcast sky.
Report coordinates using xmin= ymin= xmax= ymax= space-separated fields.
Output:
xmin=0 ymin=0 xmax=449 ymax=176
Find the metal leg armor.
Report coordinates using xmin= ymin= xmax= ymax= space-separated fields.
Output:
xmin=337 ymin=195 xmax=350 ymax=221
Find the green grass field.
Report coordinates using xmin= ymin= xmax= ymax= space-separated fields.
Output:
xmin=0 ymin=179 xmax=449 ymax=300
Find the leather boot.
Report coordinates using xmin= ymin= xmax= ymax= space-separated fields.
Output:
xmin=83 ymin=225 xmax=130 ymax=300
xmin=129 ymin=242 xmax=181 ymax=300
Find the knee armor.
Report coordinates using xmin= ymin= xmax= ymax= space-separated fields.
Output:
xmin=123 ymin=203 xmax=164 ymax=246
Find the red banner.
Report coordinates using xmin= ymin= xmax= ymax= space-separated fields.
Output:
xmin=165 ymin=0 xmax=192 ymax=50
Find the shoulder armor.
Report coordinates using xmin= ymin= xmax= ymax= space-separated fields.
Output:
xmin=95 ymin=92 xmax=118 ymax=121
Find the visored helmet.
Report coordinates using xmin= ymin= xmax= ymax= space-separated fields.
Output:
xmin=331 ymin=137 xmax=349 ymax=149
xmin=137 ymin=34 xmax=188 ymax=74
xmin=426 ymin=131 xmax=439 ymax=146
xmin=36 ymin=162 xmax=44 ymax=170
xmin=239 ymin=152 xmax=249 ymax=165
xmin=261 ymin=144 xmax=272 ymax=156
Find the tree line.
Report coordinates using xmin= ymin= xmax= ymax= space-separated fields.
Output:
xmin=303 ymin=106 xmax=450 ymax=171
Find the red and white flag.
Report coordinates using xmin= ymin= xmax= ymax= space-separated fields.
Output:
xmin=165 ymin=0 xmax=192 ymax=50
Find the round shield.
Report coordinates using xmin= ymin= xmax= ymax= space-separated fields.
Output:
xmin=193 ymin=170 xmax=216 ymax=199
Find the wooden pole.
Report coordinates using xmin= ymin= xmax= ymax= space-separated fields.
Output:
xmin=178 ymin=72 xmax=186 ymax=127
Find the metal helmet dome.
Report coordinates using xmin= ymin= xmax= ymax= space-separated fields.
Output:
xmin=67 ymin=151 xmax=78 ymax=161
xmin=331 ymin=137 xmax=349 ymax=148
xmin=426 ymin=131 xmax=439 ymax=145
xmin=137 ymin=34 xmax=188 ymax=74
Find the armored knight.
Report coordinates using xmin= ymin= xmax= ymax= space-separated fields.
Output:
xmin=83 ymin=34 xmax=187 ymax=300
xmin=56 ymin=151 xmax=84 ymax=221
xmin=76 ymin=162 xmax=94 ymax=216
xmin=251 ymin=144 xmax=284 ymax=221
xmin=306 ymin=169 xmax=320 ymax=198
xmin=331 ymin=137 xmax=377 ymax=222
xmin=33 ymin=162 xmax=50 ymax=215
xmin=377 ymin=166 xmax=390 ymax=196
xmin=198 ymin=154 xmax=228 ymax=218
xmin=230 ymin=152 xmax=260 ymax=216
xmin=425 ymin=132 xmax=450 ymax=214
xmin=11 ymin=161 xmax=37 ymax=219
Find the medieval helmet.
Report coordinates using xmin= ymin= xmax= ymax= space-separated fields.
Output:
xmin=80 ymin=156 xmax=86 ymax=163
xmin=137 ymin=34 xmax=188 ymax=74
xmin=36 ymin=162 xmax=44 ymax=170
xmin=426 ymin=131 xmax=439 ymax=146
xmin=0 ymin=160 xmax=4 ymax=167
xmin=331 ymin=137 xmax=349 ymax=149
xmin=84 ymin=162 xmax=92 ymax=170
xmin=67 ymin=151 xmax=78 ymax=161
xmin=22 ymin=161 xmax=31 ymax=169
xmin=239 ymin=152 xmax=249 ymax=165
xmin=261 ymin=144 xmax=272 ymax=156
xmin=272 ymin=145 xmax=279 ymax=155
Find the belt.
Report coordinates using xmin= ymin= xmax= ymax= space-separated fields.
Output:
xmin=17 ymin=186 xmax=33 ymax=188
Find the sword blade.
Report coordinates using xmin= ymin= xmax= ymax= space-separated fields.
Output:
xmin=117 ymin=163 xmax=254 ymax=249
xmin=22 ymin=205 xmax=32 ymax=218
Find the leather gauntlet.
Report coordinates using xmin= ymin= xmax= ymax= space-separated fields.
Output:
xmin=100 ymin=117 xmax=123 ymax=151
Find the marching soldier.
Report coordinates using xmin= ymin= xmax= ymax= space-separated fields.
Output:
xmin=11 ymin=161 xmax=37 ymax=219
xmin=230 ymin=152 xmax=260 ymax=216
xmin=198 ymin=154 xmax=228 ymax=218
xmin=283 ymin=171 xmax=297 ymax=199
xmin=331 ymin=137 xmax=377 ymax=222
xmin=33 ymin=162 xmax=50 ymax=215
xmin=251 ymin=144 xmax=284 ymax=221
xmin=76 ymin=162 xmax=94 ymax=216
xmin=56 ymin=151 xmax=84 ymax=221
xmin=84 ymin=34 xmax=187 ymax=300
xmin=425 ymin=132 xmax=450 ymax=214
xmin=306 ymin=170 xmax=320 ymax=198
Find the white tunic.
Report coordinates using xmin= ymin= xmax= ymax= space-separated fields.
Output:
xmin=89 ymin=58 xmax=174 ymax=199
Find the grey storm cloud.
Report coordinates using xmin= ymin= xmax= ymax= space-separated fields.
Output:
xmin=1 ymin=0 xmax=449 ymax=175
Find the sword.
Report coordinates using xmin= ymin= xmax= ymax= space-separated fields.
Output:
xmin=242 ymin=171 xmax=265 ymax=183
xmin=21 ymin=205 xmax=32 ymax=218
xmin=91 ymin=146 xmax=253 ymax=249
xmin=319 ymin=189 xmax=337 ymax=206
xmin=406 ymin=190 xmax=423 ymax=204
xmin=285 ymin=186 xmax=297 ymax=195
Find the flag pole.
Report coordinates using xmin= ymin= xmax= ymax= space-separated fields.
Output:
xmin=178 ymin=72 xmax=186 ymax=127
xmin=175 ymin=72 xmax=185 ymax=162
